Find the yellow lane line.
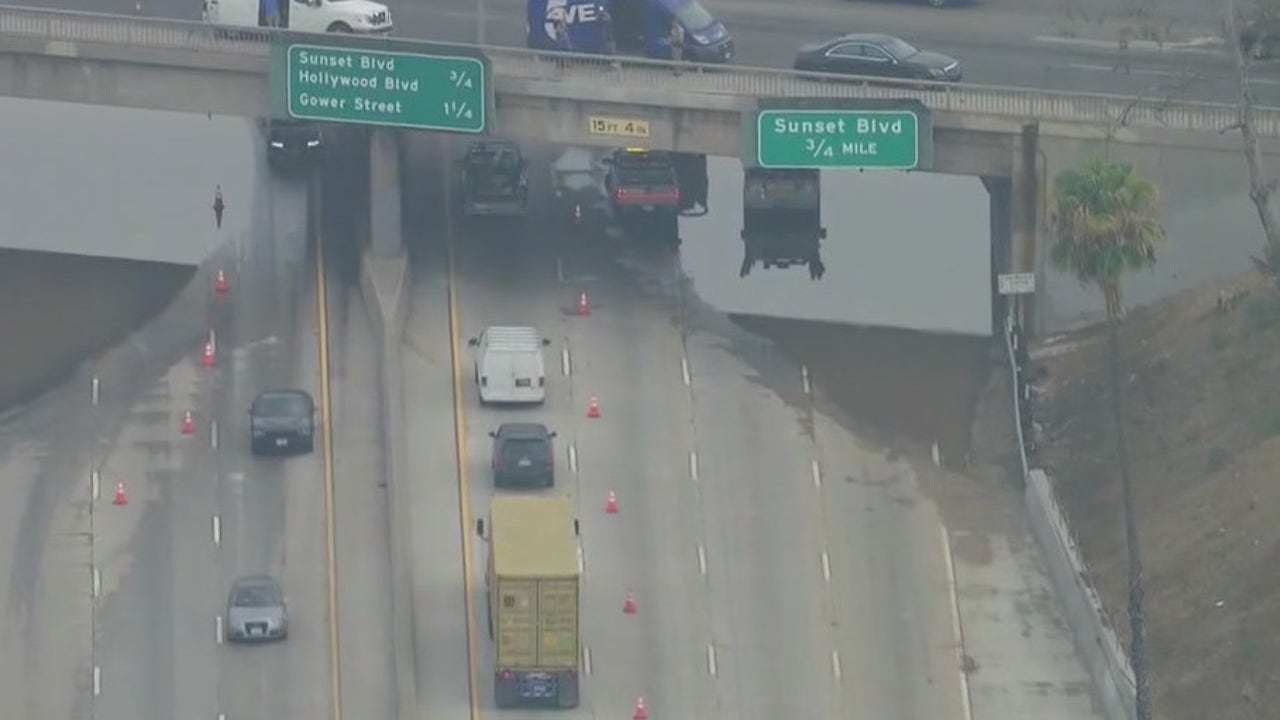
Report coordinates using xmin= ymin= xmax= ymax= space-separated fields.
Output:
xmin=444 ymin=135 xmax=484 ymax=720
xmin=313 ymin=173 xmax=344 ymax=720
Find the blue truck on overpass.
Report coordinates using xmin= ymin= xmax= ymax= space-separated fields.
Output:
xmin=526 ymin=0 xmax=733 ymax=63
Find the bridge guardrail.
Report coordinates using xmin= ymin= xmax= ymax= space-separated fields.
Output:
xmin=1 ymin=2 xmax=1278 ymax=137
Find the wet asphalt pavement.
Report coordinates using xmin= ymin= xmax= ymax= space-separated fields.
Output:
xmin=0 ymin=99 xmax=998 ymax=468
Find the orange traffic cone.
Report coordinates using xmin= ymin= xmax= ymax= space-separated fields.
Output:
xmin=181 ymin=410 xmax=195 ymax=435
xmin=623 ymin=590 xmax=637 ymax=614
xmin=605 ymin=491 xmax=618 ymax=514
xmin=633 ymin=696 xmax=648 ymax=720
xmin=214 ymin=269 xmax=228 ymax=294
xmin=113 ymin=481 xmax=128 ymax=506
xmin=587 ymin=395 xmax=601 ymax=419
xmin=201 ymin=341 xmax=216 ymax=368
xmin=577 ymin=292 xmax=590 ymax=317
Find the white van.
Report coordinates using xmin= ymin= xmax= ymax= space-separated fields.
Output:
xmin=202 ymin=0 xmax=393 ymax=35
xmin=467 ymin=327 xmax=551 ymax=405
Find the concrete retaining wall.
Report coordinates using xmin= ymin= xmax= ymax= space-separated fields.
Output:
xmin=1024 ymin=470 xmax=1137 ymax=720
xmin=1004 ymin=313 xmax=1136 ymax=720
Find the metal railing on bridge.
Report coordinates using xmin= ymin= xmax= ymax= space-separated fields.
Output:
xmin=2 ymin=3 xmax=1279 ymax=137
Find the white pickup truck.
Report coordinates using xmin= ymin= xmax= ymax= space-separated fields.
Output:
xmin=203 ymin=0 xmax=392 ymax=35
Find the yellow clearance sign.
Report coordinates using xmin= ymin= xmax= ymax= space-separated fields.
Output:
xmin=587 ymin=116 xmax=651 ymax=139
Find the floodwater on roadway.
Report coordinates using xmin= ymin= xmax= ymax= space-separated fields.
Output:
xmin=0 ymin=97 xmax=260 ymax=411
xmin=669 ymin=155 xmax=994 ymax=464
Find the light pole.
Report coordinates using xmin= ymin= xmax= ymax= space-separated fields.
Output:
xmin=477 ymin=0 xmax=487 ymax=45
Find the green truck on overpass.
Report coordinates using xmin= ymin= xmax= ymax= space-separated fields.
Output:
xmin=476 ymin=496 xmax=581 ymax=708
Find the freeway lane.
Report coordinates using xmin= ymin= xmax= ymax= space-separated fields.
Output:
xmin=402 ymin=135 xmax=721 ymax=720
xmin=683 ymin=320 xmax=843 ymax=719
xmin=210 ymin=170 xmax=331 ymax=720
xmin=0 ymin=385 xmax=94 ymax=720
xmin=213 ymin=141 xmax=393 ymax=720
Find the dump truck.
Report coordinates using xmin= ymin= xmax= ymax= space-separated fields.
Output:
xmin=476 ymin=496 xmax=581 ymax=709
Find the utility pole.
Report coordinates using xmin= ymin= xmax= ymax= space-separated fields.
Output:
xmin=477 ymin=0 xmax=487 ymax=45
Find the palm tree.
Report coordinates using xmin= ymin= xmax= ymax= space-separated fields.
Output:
xmin=1048 ymin=156 xmax=1166 ymax=720
xmin=1048 ymin=157 xmax=1165 ymax=322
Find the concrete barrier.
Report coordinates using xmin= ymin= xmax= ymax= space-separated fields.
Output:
xmin=1003 ymin=313 xmax=1136 ymax=720
xmin=359 ymin=244 xmax=416 ymax=720
xmin=1024 ymin=470 xmax=1137 ymax=720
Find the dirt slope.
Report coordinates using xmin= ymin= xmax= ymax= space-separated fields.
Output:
xmin=1034 ymin=272 xmax=1280 ymax=720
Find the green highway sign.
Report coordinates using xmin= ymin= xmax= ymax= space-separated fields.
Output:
xmin=286 ymin=44 xmax=485 ymax=132
xmin=756 ymin=110 xmax=919 ymax=170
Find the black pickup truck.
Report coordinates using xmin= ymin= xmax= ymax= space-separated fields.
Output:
xmin=603 ymin=148 xmax=681 ymax=222
xmin=460 ymin=140 xmax=529 ymax=217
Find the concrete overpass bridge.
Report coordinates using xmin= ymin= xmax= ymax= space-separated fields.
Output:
xmin=1 ymin=3 xmax=1275 ymax=331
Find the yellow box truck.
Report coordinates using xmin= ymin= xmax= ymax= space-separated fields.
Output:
xmin=476 ymin=496 xmax=580 ymax=708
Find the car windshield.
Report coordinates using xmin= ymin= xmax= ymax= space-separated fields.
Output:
xmin=613 ymin=152 xmax=675 ymax=185
xmin=469 ymin=144 xmax=519 ymax=166
xmin=556 ymin=170 xmax=597 ymax=192
xmin=673 ymin=0 xmax=716 ymax=31
xmin=881 ymin=37 xmax=919 ymax=60
xmin=255 ymin=394 xmax=309 ymax=416
xmin=502 ymin=439 xmax=546 ymax=461
xmin=233 ymin=583 xmax=281 ymax=607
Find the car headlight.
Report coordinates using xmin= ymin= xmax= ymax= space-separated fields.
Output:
xmin=307 ymin=139 xmax=320 ymax=148
xmin=270 ymin=141 xmax=284 ymax=148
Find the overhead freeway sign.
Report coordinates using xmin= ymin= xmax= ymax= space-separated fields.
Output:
xmin=284 ymin=43 xmax=485 ymax=132
xmin=756 ymin=109 xmax=920 ymax=170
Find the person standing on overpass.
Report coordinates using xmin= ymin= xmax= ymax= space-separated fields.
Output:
xmin=263 ymin=0 xmax=280 ymax=27
xmin=553 ymin=16 xmax=572 ymax=70
xmin=669 ymin=20 xmax=685 ymax=76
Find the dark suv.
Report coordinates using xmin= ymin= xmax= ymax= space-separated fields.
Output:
xmin=249 ymin=390 xmax=316 ymax=455
xmin=267 ymin=119 xmax=323 ymax=169
xmin=489 ymin=423 xmax=556 ymax=489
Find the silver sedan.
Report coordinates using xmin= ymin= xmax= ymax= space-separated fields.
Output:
xmin=225 ymin=576 xmax=288 ymax=643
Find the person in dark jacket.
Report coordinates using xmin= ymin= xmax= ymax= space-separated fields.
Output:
xmin=554 ymin=16 xmax=572 ymax=69
xmin=669 ymin=20 xmax=684 ymax=75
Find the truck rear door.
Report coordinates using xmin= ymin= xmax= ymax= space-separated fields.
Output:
xmin=495 ymin=578 xmax=537 ymax=668
xmin=535 ymin=579 xmax=578 ymax=667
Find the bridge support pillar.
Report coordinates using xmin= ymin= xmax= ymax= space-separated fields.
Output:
xmin=369 ymin=128 xmax=404 ymax=258
xmin=1010 ymin=123 xmax=1040 ymax=336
